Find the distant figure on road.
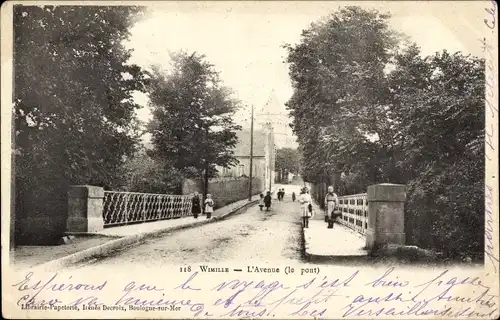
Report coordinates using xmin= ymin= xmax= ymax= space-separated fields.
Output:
xmin=281 ymin=188 xmax=286 ymax=200
xmin=292 ymin=192 xmax=296 ymax=202
xmin=300 ymin=187 xmax=313 ymax=228
xmin=324 ymin=186 xmax=339 ymax=228
xmin=277 ymin=189 xmax=282 ymax=201
xmin=204 ymin=194 xmax=214 ymax=219
xmin=259 ymin=193 xmax=265 ymax=211
xmin=191 ymin=191 xmax=201 ymax=219
xmin=264 ymin=191 xmax=272 ymax=211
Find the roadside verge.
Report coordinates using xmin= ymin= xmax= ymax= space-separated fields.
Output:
xmin=19 ymin=198 xmax=259 ymax=272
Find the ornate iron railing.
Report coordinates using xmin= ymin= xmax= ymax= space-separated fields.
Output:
xmin=103 ymin=191 xmax=193 ymax=227
xmin=338 ymin=193 xmax=368 ymax=235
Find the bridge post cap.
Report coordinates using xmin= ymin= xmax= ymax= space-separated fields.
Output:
xmin=367 ymin=183 xmax=406 ymax=202
xmin=68 ymin=185 xmax=104 ymax=198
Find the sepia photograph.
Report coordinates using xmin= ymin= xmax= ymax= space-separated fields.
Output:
xmin=1 ymin=1 xmax=499 ymax=319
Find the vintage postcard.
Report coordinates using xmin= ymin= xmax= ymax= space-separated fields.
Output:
xmin=1 ymin=1 xmax=499 ymax=319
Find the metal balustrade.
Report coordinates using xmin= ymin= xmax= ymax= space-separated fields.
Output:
xmin=337 ymin=193 xmax=368 ymax=235
xmin=103 ymin=191 xmax=193 ymax=227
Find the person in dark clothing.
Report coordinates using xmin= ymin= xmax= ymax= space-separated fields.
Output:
xmin=324 ymin=186 xmax=339 ymax=228
xmin=292 ymin=192 xmax=296 ymax=202
xmin=264 ymin=191 xmax=272 ymax=211
xmin=191 ymin=191 xmax=202 ymax=219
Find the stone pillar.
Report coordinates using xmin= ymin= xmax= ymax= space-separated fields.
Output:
xmin=66 ymin=185 xmax=104 ymax=233
xmin=365 ymin=183 xmax=406 ymax=250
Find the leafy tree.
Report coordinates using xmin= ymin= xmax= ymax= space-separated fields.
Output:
xmin=285 ymin=5 xmax=485 ymax=259
xmin=123 ymin=148 xmax=184 ymax=194
xmin=276 ymin=148 xmax=300 ymax=179
xmin=388 ymin=48 xmax=485 ymax=258
xmin=147 ymin=51 xmax=241 ymax=198
xmin=285 ymin=6 xmax=402 ymax=186
xmin=13 ymin=5 xmax=148 ymax=244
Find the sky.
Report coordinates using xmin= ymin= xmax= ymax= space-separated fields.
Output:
xmin=125 ymin=1 xmax=488 ymax=147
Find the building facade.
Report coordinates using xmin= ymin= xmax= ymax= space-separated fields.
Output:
xmin=257 ymin=90 xmax=298 ymax=149
xmin=217 ymin=123 xmax=275 ymax=192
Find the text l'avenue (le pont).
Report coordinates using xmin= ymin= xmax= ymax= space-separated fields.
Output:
xmin=180 ymin=265 xmax=318 ymax=276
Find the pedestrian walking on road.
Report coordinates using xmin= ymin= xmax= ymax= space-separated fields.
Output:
xmin=300 ymin=187 xmax=312 ymax=228
xmin=191 ymin=191 xmax=201 ymax=219
xmin=324 ymin=186 xmax=339 ymax=228
xmin=264 ymin=191 xmax=272 ymax=211
xmin=259 ymin=193 xmax=265 ymax=211
xmin=292 ymin=192 xmax=296 ymax=202
xmin=282 ymin=188 xmax=286 ymax=200
xmin=204 ymin=194 xmax=214 ymax=219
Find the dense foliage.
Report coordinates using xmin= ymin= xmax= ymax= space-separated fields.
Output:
xmin=147 ymin=52 xmax=241 ymax=196
xmin=275 ymin=148 xmax=300 ymax=181
xmin=123 ymin=148 xmax=185 ymax=194
xmin=14 ymin=5 xmax=148 ymax=244
xmin=285 ymin=6 xmax=485 ymax=259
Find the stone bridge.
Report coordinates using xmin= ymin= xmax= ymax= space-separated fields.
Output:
xmin=304 ymin=183 xmax=411 ymax=259
xmin=65 ymin=182 xmax=410 ymax=259
xmin=334 ymin=183 xmax=405 ymax=250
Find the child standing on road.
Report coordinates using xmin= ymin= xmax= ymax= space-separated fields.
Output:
xmin=191 ymin=191 xmax=201 ymax=219
xmin=259 ymin=193 xmax=264 ymax=211
xmin=204 ymin=194 xmax=214 ymax=219
xmin=264 ymin=191 xmax=272 ymax=211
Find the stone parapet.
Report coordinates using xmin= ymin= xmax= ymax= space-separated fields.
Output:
xmin=66 ymin=185 xmax=104 ymax=233
xmin=365 ymin=183 xmax=406 ymax=250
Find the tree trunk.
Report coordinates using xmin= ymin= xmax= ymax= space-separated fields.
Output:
xmin=203 ymin=161 xmax=209 ymax=205
xmin=203 ymin=125 xmax=210 ymax=210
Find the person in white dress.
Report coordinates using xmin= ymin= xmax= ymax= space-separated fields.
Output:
xmin=324 ymin=186 xmax=339 ymax=228
xmin=299 ymin=187 xmax=313 ymax=228
xmin=204 ymin=194 xmax=214 ymax=219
